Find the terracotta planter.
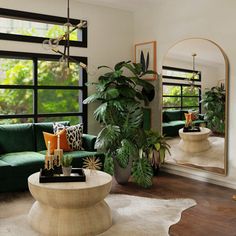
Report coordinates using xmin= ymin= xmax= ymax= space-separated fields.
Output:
xmin=113 ymin=157 xmax=132 ymax=185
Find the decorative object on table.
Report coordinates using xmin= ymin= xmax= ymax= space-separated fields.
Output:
xmin=201 ymin=84 xmax=225 ymax=135
xmin=83 ymin=156 xmax=102 ymax=175
xmin=39 ymin=168 xmax=86 ymax=183
xmin=83 ymin=61 xmax=159 ymax=188
xmin=135 ymin=41 xmax=157 ymax=80
xmin=61 ymin=155 xmax=73 ymax=176
xmin=53 ymin=123 xmax=83 ymax=150
xmin=44 ymin=141 xmax=54 ymax=176
xmin=42 ymin=0 xmax=88 ymax=77
xmin=185 ymin=112 xmax=193 ymax=128
xmin=53 ymin=134 xmax=63 ymax=174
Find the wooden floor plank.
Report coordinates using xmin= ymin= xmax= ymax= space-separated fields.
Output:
xmin=110 ymin=171 xmax=236 ymax=236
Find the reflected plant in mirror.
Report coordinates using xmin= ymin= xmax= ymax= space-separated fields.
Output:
xmin=161 ymin=38 xmax=228 ymax=175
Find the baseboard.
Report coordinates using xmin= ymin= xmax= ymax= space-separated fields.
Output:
xmin=162 ymin=165 xmax=236 ymax=190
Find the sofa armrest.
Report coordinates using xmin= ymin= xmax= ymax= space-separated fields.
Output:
xmin=82 ymin=134 xmax=97 ymax=151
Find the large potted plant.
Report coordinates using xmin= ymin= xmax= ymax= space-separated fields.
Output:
xmin=201 ymin=84 xmax=225 ymax=135
xmin=83 ymin=61 xmax=158 ymax=187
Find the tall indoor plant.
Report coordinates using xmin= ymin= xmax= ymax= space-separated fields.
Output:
xmin=201 ymin=84 xmax=225 ymax=134
xmin=84 ymin=61 xmax=158 ymax=187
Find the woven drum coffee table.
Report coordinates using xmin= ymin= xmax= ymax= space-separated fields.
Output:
xmin=179 ymin=127 xmax=212 ymax=153
xmin=28 ymin=169 xmax=112 ymax=236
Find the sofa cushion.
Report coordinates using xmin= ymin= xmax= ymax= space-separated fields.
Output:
xmin=165 ymin=110 xmax=182 ymax=121
xmin=162 ymin=111 xmax=169 ymax=122
xmin=43 ymin=129 xmax=71 ymax=154
xmin=0 ymin=123 xmax=34 ymax=154
xmin=168 ymin=120 xmax=186 ymax=126
xmin=35 ymin=121 xmax=70 ymax=151
xmin=1 ymin=151 xmax=44 ymax=177
xmin=53 ymin=123 xmax=83 ymax=151
xmin=180 ymin=110 xmax=189 ymax=120
xmin=0 ymin=160 xmax=11 ymax=179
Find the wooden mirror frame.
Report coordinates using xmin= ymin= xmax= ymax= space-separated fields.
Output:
xmin=161 ymin=38 xmax=229 ymax=175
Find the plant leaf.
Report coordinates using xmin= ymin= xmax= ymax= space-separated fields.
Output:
xmin=132 ymin=157 xmax=153 ymax=188
xmin=95 ymin=125 xmax=120 ymax=150
xmin=146 ymin=52 xmax=149 ymax=71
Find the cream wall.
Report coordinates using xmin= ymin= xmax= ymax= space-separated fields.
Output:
xmin=0 ymin=0 xmax=134 ymax=135
xmin=133 ymin=0 xmax=236 ymax=189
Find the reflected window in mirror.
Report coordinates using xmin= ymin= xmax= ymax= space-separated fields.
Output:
xmin=161 ymin=38 xmax=228 ymax=175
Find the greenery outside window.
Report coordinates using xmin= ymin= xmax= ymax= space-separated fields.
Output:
xmin=0 ymin=8 xmax=87 ymax=47
xmin=163 ymin=82 xmax=201 ymax=113
xmin=0 ymin=51 xmax=87 ymax=131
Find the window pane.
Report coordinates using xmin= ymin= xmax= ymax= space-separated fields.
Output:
xmin=38 ymin=89 xmax=82 ymax=114
xmin=182 ymin=97 xmax=199 ymax=107
xmin=38 ymin=116 xmax=82 ymax=125
xmin=0 ymin=89 xmax=33 ymax=115
xmin=182 ymin=86 xmax=199 ymax=96
xmin=0 ymin=17 xmax=82 ymax=42
xmin=163 ymin=97 xmax=181 ymax=107
xmin=163 ymin=68 xmax=200 ymax=80
xmin=38 ymin=60 xmax=82 ymax=86
xmin=0 ymin=118 xmax=33 ymax=125
xmin=0 ymin=58 xmax=33 ymax=85
xmin=163 ymin=85 xmax=181 ymax=96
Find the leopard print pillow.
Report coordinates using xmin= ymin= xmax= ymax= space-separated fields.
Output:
xmin=53 ymin=123 xmax=83 ymax=150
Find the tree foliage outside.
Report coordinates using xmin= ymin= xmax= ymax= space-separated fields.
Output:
xmin=0 ymin=26 xmax=83 ymax=125
xmin=163 ymin=85 xmax=200 ymax=110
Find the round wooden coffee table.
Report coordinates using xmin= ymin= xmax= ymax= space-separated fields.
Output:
xmin=28 ymin=170 xmax=112 ymax=236
xmin=179 ymin=127 xmax=211 ymax=153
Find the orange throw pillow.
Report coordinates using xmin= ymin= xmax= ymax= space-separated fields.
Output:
xmin=43 ymin=129 xmax=71 ymax=154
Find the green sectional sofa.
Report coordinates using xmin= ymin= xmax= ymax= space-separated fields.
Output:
xmin=162 ymin=110 xmax=206 ymax=137
xmin=0 ymin=122 xmax=104 ymax=192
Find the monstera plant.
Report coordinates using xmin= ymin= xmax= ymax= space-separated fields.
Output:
xmin=83 ymin=61 xmax=157 ymax=188
xmin=201 ymin=84 xmax=225 ymax=134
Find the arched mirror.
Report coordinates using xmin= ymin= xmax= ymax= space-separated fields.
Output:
xmin=162 ymin=38 xmax=228 ymax=175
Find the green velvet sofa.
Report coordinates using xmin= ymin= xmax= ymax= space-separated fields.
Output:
xmin=0 ymin=122 xmax=104 ymax=192
xmin=162 ymin=110 xmax=206 ymax=137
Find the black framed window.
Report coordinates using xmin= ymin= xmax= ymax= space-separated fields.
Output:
xmin=163 ymin=82 xmax=201 ymax=113
xmin=0 ymin=51 xmax=88 ymax=132
xmin=162 ymin=66 xmax=201 ymax=81
xmin=0 ymin=8 xmax=87 ymax=47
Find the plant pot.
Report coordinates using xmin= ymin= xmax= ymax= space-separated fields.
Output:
xmin=113 ymin=157 xmax=132 ymax=185
xmin=62 ymin=166 xmax=72 ymax=176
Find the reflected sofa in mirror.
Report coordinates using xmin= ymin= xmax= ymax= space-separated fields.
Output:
xmin=162 ymin=38 xmax=228 ymax=175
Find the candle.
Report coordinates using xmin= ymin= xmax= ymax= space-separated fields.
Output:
xmin=57 ymin=134 xmax=60 ymax=150
xmin=47 ymin=141 xmax=51 ymax=156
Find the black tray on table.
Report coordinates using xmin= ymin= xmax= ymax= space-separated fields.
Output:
xmin=183 ymin=126 xmax=201 ymax=133
xmin=39 ymin=168 xmax=86 ymax=183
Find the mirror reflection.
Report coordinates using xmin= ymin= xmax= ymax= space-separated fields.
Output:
xmin=162 ymin=38 xmax=228 ymax=175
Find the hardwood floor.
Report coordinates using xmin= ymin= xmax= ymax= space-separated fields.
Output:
xmin=110 ymin=171 xmax=236 ymax=236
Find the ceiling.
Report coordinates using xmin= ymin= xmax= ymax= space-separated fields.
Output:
xmin=75 ymin=0 xmax=159 ymax=11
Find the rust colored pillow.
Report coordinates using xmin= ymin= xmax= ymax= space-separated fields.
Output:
xmin=43 ymin=129 xmax=71 ymax=154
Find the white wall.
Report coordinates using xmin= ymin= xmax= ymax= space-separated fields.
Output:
xmin=133 ymin=0 xmax=236 ymax=189
xmin=0 ymin=0 xmax=134 ymax=134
